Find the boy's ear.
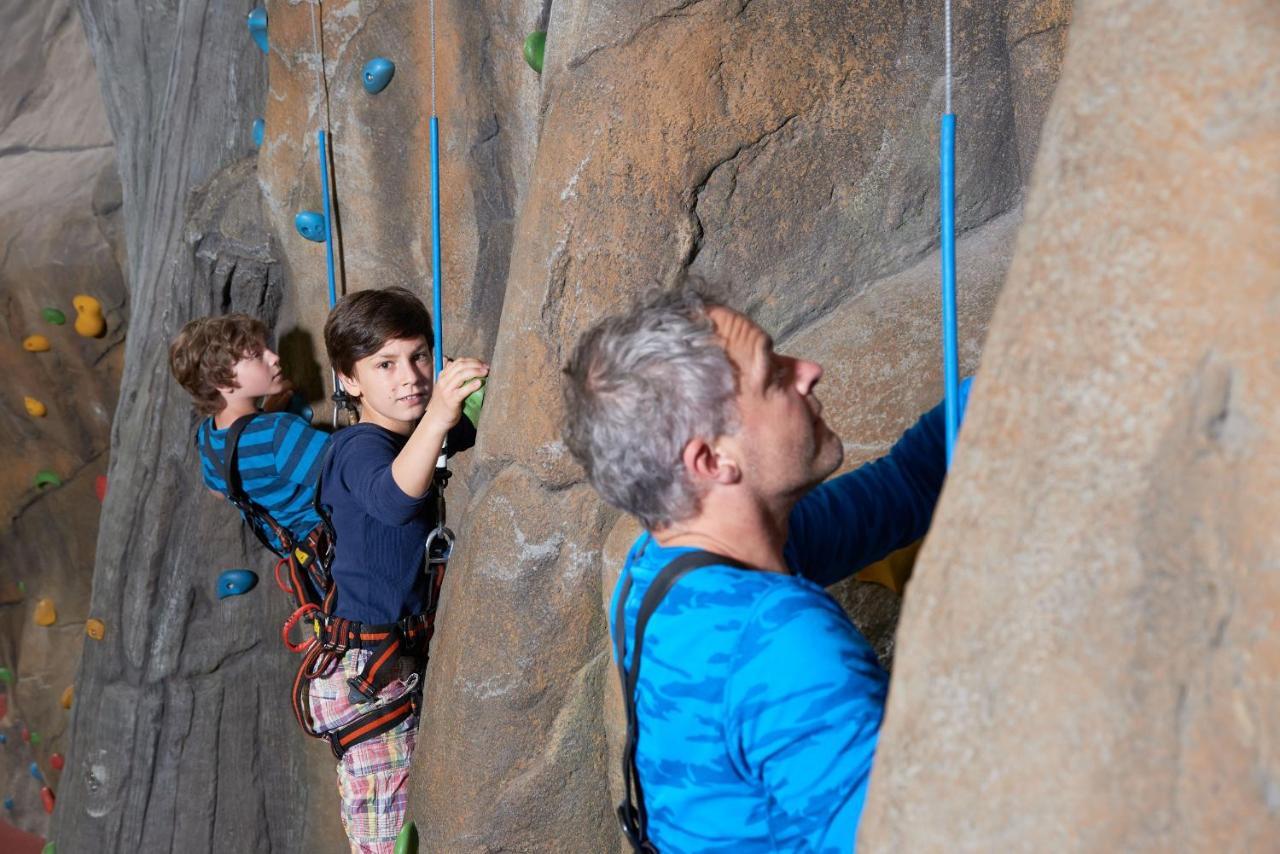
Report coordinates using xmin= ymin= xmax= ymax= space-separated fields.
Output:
xmin=337 ymin=371 xmax=361 ymax=399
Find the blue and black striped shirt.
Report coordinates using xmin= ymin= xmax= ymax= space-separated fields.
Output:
xmin=197 ymin=412 xmax=331 ymax=544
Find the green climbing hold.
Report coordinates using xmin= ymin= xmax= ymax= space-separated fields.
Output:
xmin=29 ymin=731 xmax=41 ymax=747
xmin=34 ymin=471 xmax=61 ymax=489
xmin=42 ymin=843 xmax=55 ymax=854
xmin=0 ymin=666 xmax=13 ymax=686
xmin=523 ymin=31 xmax=546 ymax=73
xmin=463 ymin=378 xmax=485 ymax=427
xmin=394 ymin=821 xmax=418 ymax=854
xmin=42 ymin=308 xmax=66 ymax=325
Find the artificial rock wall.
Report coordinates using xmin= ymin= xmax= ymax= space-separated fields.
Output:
xmin=861 ymin=1 xmax=1280 ymax=850
xmin=57 ymin=0 xmax=1078 ymax=850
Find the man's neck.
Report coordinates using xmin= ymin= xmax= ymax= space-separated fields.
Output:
xmin=213 ymin=396 xmax=258 ymax=430
xmin=653 ymin=491 xmax=794 ymax=575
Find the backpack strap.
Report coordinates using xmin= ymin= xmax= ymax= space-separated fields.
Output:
xmin=613 ymin=549 xmax=751 ymax=853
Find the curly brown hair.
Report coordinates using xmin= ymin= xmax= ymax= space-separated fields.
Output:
xmin=169 ymin=314 xmax=268 ymax=415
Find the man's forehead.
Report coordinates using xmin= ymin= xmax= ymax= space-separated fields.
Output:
xmin=708 ymin=305 xmax=772 ymax=350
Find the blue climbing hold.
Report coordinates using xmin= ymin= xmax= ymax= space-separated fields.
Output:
xmin=252 ymin=117 xmax=265 ymax=148
xmin=29 ymin=761 xmax=43 ymax=784
xmin=0 ymin=733 xmax=6 ymax=744
xmin=294 ymin=211 xmax=327 ymax=243
xmin=362 ymin=58 xmax=395 ymax=94
xmin=247 ymin=8 xmax=268 ymax=54
xmin=3 ymin=797 xmax=11 ymax=811
xmin=286 ymin=392 xmax=314 ymax=424
xmin=217 ymin=569 xmax=259 ymax=600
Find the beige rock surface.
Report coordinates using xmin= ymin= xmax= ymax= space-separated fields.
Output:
xmin=860 ymin=1 xmax=1280 ymax=850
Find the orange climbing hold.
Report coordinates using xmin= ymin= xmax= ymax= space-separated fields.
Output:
xmin=59 ymin=685 xmax=73 ymax=710
xmin=73 ymin=295 xmax=106 ymax=338
xmin=23 ymin=335 xmax=50 ymax=352
xmin=34 ymin=598 xmax=56 ymax=627
xmin=85 ymin=619 xmax=105 ymax=640
xmin=95 ymin=475 xmax=108 ymax=503
xmin=40 ymin=786 xmax=54 ymax=814
xmin=24 ymin=397 xmax=47 ymax=417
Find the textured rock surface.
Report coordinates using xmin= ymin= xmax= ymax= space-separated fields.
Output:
xmin=860 ymin=0 xmax=1280 ymax=850
xmin=414 ymin=1 xmax=1069 ymax=849
xmin=58 ymin=3 xmax=344 ymax=851
xmin=0 ymin=0 xmax=124 ymax=838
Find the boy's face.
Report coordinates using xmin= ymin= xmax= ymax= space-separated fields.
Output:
xmin=222 ymin=347 xmax=286 ymax=401
xmin=339 ymin=335 xmax=433 ymax=435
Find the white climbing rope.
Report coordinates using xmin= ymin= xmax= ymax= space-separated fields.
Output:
xmin=310 ymin=0 xmax=335 ymax=133
xmin=944 ymin=0 xmax=952 ymax=114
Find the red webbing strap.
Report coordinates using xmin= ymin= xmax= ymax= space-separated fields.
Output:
xmin=325 ymin=689 xmax=422 ymax=760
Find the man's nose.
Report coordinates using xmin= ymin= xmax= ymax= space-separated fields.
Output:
xmin=796 ymin=359 xmax=823 ymax=393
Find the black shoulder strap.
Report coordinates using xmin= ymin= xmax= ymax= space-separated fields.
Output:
xmin=614 ymin=549 xmax=750 ymax=852
xmin=213 ymin=413 xmax=291 ymax=556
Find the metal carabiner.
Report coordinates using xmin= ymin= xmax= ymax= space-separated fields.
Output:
xmin=424 ymin=524 xmax=455 ymax=568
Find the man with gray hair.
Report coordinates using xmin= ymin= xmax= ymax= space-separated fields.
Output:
xmin=562 ymin=287 xmax=966 ymax=853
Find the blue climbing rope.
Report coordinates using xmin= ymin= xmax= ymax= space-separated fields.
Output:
xmin=940 ymin=0 xmax=960 ymax=466
xmin=319 ymin=129 xmax=339 ymax=310
xmin=428 ymin=0 xmax=445 ymax=381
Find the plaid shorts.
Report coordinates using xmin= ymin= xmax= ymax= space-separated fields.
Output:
xmin=309 ymin=648 xmax=420 ymax=853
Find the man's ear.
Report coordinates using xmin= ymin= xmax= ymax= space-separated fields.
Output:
xmin=682 ymin=437 xmax=741 ymax=486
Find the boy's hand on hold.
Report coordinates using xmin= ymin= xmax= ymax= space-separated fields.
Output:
xmin=424 ymin=357 xmax=489 ymax=432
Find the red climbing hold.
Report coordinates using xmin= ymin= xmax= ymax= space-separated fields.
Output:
xmin=95 ymin=475 xmax=108 ymax=503
xmin=40 ymin=786 xmax=54 ymax=814
xmin=50 ymin=753 xmax=64 ymax=771
xmin=20 ymin=726 xmax=29 ymax=743
xmin=0 ymin=693 xmax=6 ymax=718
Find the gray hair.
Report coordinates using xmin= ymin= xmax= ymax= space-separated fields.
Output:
xmin=562 ymin=287 xmax=738 ymax=530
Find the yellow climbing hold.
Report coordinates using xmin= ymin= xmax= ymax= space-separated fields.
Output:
xmin=24 ymin=396 xmax=47 ymax=417
xmin=60 ymin=685 xmax=74 ymax=710
xmin=34 ymin=598 xmax=56 ymax=627
xmin=23 ymin=335 xmax=51 ymax=352
xmin=73 ymin=295 xmax=106 ymax=338
xmin=85 ymin=618 xmax=106 ymax=640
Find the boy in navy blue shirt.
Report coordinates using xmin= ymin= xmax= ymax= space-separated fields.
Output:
xmin=316 ymin=287 xmax=486 ymax=852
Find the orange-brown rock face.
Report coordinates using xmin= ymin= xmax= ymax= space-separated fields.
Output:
xmin=409 ymin=1 xmax=1069 ymax=849
xmin=0 ymin=0 xmax=125 ymax=838
xmin=860 ymin=1 xmax=1280 ymax=850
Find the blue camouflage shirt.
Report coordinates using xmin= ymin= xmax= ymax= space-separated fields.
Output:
xmin=611 ymin=393 xmax=960 ymax=853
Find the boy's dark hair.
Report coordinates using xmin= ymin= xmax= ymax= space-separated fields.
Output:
xmin=324 ymin=287 xmax=434 ymax=378
xmin=169 ymin=314 xmax=269 ymax=415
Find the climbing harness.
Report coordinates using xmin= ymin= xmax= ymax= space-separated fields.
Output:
xmin=210 ymin=413 xmax=448 ymax=758
xmin=309 ymin=0 xmax=358 ymax=428
xmin=940 ymin=0 xmax=961 ymax=466
xmin=613 ymin=550 xmax=752 ymax=852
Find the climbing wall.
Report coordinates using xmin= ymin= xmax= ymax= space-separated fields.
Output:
xmin=0 ymin=0 xmax=126 ymax=843
xmin=860 ymin=0 xmax=1280 ymax=849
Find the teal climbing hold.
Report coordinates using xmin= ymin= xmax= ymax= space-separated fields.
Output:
xmin=252 ymin=117 xmax=265 ymax=148
xmin=42 ymin=308 xmax=66 ymax=325
xmin=294 ymin=211 xmax=326 ymax=243
xmin=463 ymin=378 xmax=485 ymax=427
xmin=523 ymin=32 xmax=547 ymax=73
xmin=362 ymin=58 xmax=395 ymax=94
xmin=247 ymin=8 xmax=268 ymax=55
xmin=217 ymin=569 xmax=259 ymax=600
xmin=394 ymin=821 xmax=418 ymax=854
xmin=34 ymin=470 xmax=61 ymax=489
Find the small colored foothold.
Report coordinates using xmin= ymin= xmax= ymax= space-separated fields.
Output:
xmin=17 ymin=581 xmax=25 ymax=594
xmin=394 ymin=821 xmax=418 ymax=854
xmin=0 ymin=582 xmax=22 ymax=605
xmin=95 ymin=475 xmax=108 ymax=503
xmin=86 ymin=618 xmax=106 ymax=640
xmin=0 ymin=694 xmax=6 ymax=718
xmin=60 ymin=685 xmax=73 ymax=710
xmin=294 ymin=211 xmax=326 ymax=243
xmin=463 ymin=379 xmax=485 ymax=427
xmin=0 ymin=667 xmax=12 ymax=685
xmin=20 ymin=726 xmax=29 ymax=742
xmin=523 ymin=31 xmax=547 ymax=73
xmin=252 ymin=117 xmax=265 ymax=148
xmin=217 ymin=569 xmax=259 ymax=600
xmin=29 ymin=762 xmax=42 ymax=783
xmin=43 ymin=843 xmax=55 ymax=854
xmin=42 ymin=308 xmax=66 ymax=325
xmin=34 ymin=598 xmax=56 ymax=627
xmin=3 ymin=797 xmax=11 ymax=811
xmin=362 ymin=57 xmax=395 ymax=94
xmin=24 ymin=396 xmax=47 ymax=417
xmin=40 ymin=785 xmax=54 ymax=814
xmin=0 ymin=733 xmax=6 ymax=744
xmin=23 ymin=335 xmax=51 ymax=352
xmin=34 ymin=470 xmax=61 ymax=489
xmin=247 ymin=8 xmax=268 ymax=54
xmin=72 ymin=295 xmax=106 ymax=338
xmin=29 ymin=731 xmax=41 ymax=747
xmin=50 ymin=753 xmax=64 ymax=771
